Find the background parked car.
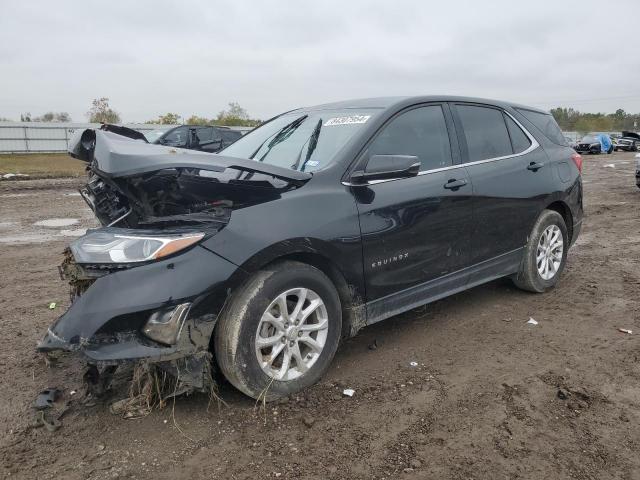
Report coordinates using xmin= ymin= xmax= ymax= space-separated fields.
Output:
xmin=574 ymin=133 xmax=613 ymax=154
xmin=154 ymin=125 xmax=243 ymax=152
xmin=143 ymin=129 xmax=167 ymax=143
xmin=614 ymin=131 xmax=640 ymax=152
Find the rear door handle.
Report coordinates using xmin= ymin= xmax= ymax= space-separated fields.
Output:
xmin=527 ymin=161 xmax=545 ymax=171
xmin=443 ymin=178 xmax=468 ymax=190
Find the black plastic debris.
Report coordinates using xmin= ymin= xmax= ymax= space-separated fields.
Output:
xmin=34 ymin=388 xmax=61 ymax=410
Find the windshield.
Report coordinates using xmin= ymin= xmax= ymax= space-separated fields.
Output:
xmin=221 ymin=109 xmax=379 ymax=172
xmin=581 ymin=135 xmax=598 ymax=143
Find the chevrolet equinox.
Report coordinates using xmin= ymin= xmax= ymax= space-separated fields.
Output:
xmin=39 ymin=96 xmax=583 ymax=400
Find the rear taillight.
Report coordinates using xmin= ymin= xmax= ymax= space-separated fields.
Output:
xmin=571 ymin=152 xmax=583 ymax=174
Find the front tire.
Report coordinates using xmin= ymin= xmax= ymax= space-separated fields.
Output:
xmin=214 ymin=261 xmax=342 ymax=400
xmin=512 ymin=210 xmax=568 ymax=293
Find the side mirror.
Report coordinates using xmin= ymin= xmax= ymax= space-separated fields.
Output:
xmin=350 ymin=155 xmax=420 ymax=184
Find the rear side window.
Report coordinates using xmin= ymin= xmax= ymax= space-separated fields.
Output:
xmin=456 ymin=105 xmax=512 ymax=162
xmin=367 ymin=105 xmax=452 ymax=171
xmin=504 ymin=115 xmax=532 ymax=153
xmin=515 ymin=108 xmax=568 ymax=146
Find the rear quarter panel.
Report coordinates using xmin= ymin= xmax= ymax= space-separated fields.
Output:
xmin=509 ymin=107 xmax=583 ymax=238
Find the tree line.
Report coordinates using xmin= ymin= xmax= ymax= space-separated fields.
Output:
xmin=6 ymin=98 xmax=262 ymax=127
xmin=9 ymin=99 xmax=639 ymax=133
xmin=550 ymin=107 xmax=639 ymax=133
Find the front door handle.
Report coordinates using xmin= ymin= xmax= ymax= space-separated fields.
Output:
xmin=527 ymin=161 xmax=545 ymax=171
xmin=443 ymin=178 xmax=468 ymax=190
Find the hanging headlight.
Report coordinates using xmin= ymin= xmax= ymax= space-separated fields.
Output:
xmin=70 ymin=230 xmax=205 ymax=264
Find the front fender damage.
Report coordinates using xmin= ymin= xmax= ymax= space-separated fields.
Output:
xmin=38 ymin=245 xmax=239 ymax=406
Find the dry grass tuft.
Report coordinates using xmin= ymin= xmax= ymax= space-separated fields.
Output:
xmin=0 ymin=153 xmax=85 ymax=178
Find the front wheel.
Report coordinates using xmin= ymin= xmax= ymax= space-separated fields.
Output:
xmin=214 ymin=261 xmax=342 ymax=400
xmin=512 ymin=210 xmax=568 ymax=293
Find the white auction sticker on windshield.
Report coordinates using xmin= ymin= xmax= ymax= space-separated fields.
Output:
xmin=323 ymin=115 xmax=371 ymax=127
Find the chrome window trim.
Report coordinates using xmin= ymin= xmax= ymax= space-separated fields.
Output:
xmin=342 ymin=109 xmax=539 ymax=187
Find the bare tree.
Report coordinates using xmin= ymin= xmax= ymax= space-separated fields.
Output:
xmin=87 ymin=97 xmax=121 ymax=124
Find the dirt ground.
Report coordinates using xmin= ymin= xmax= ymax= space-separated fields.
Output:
xmin=1 ymin=152 xmax=639 ymax=480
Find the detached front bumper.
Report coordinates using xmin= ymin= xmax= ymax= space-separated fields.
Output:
xmin=38 ymin=245 xmax=239 ymax=389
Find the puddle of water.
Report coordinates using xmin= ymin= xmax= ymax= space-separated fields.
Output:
xmin=33 ymin=218 xmax=79 ymax=228
xmin=0 ymin=193 xmax=39 ymax=198
xmin=63 ymin=192 xmax=82 ymax=197
xmin=0 ymin=234 xmax=55 ymax=244
xmin=59 ymin=228 xmax=87 ymax=237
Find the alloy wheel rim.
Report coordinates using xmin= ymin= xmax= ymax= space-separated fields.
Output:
xmin=536 ymin=225 xmax=563 ymax=280
xmin=255 ymin=288 xmax=328 ymax=381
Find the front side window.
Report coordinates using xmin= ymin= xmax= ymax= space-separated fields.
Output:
xmin=366 ymin=105 xmax=452 ymax=171
xmin=162 ymin=126 xmax=188 ymax=147
xmin=219 ymin=129 xmax=242 ymax=143
xmin=456 ymin=105 xmax=513 ymax=162
xmin=221 ymin=108 xmax=379 ymax=172
xmin=194 ymin=127 xmax=215 ymax=143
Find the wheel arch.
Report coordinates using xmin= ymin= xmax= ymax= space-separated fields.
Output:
xmin=229 ymin=239 xmax=366 ymax=340
xmin=545 ymin=200 xmax=574 ymax=243
xmin=257 ymin=251 xmax=364 ymax=340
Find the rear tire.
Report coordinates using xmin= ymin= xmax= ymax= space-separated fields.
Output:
xmin=512 ymin=210 xmax=568 ymax=293
xmin=214 ymin=261 xmax=342 ymax=400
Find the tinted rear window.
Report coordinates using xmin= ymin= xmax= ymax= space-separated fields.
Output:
xmin=516 ymin=108 xmax=568 ymax=146
xmin=456 ymin=105 xmax=512 ymax=162
xmin=504 ymin=115 xmax=532 ymax=154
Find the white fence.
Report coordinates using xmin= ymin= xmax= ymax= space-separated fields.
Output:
xmin=0 ymin=122 xmax=251 ymax=154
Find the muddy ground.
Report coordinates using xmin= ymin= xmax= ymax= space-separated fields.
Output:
xmin=0 ymin=152 xmax=639 ymax=480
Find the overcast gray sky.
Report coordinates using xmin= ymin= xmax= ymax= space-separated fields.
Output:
xmin=1 ymin=0 xmax=639 ymax=122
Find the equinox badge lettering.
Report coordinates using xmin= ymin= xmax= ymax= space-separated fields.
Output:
xmin=371 ymin=252 xmax=409 ymax=269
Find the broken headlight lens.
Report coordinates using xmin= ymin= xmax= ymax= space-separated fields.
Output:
xmin=70 ymin=231 xmax=205 ymax=264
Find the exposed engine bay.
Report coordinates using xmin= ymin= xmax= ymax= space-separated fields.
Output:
xmin=71 ymin=125 xmax=310 ymax=229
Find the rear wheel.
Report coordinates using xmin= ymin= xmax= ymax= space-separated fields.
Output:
xmin=214 ymin=261 xmax=342 ymax=400
xmin=512 ymin=210 xmax=568 ymax=293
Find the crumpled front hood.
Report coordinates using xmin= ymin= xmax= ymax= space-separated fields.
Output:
xmin=69 ymin=128 xmax=312 ymax=182
xmin=68 ymin=128 xmax=311 ymax=228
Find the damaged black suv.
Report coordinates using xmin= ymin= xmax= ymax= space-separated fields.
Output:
xmin=39 ymin=97 xmax=583 ymax=400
